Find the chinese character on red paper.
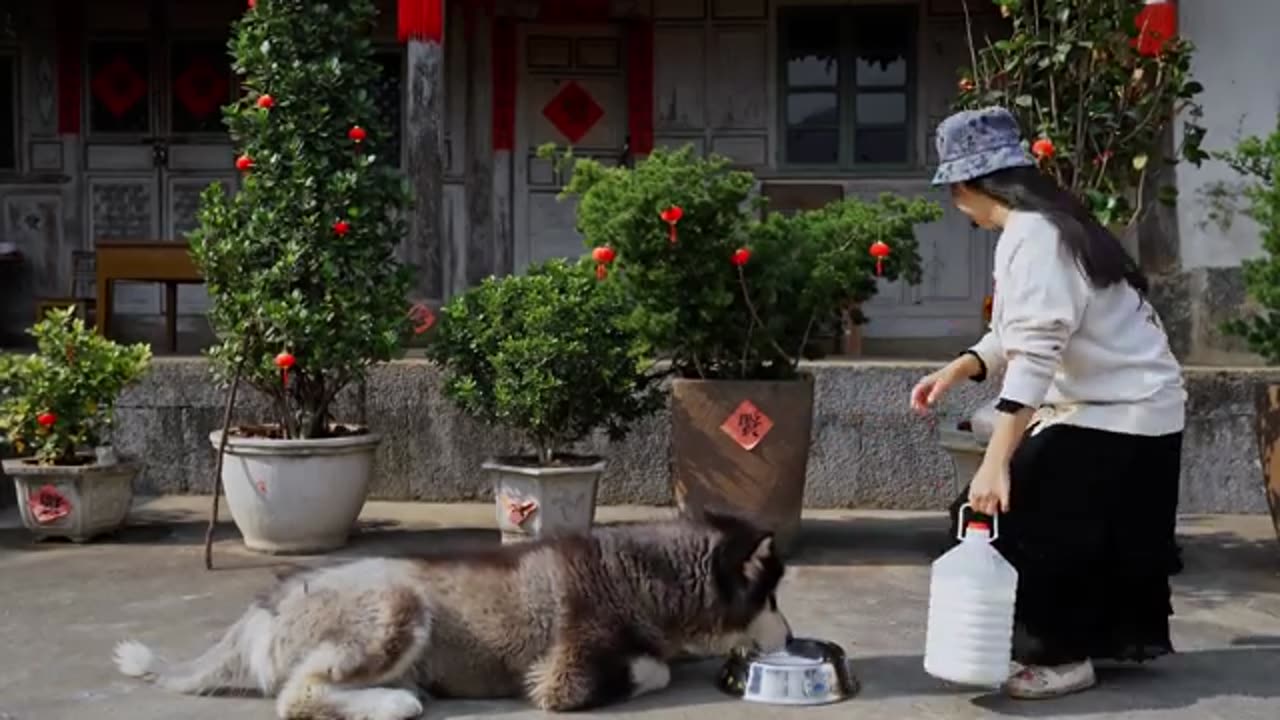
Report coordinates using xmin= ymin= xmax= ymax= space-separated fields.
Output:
xmin=720 ymin=400 xmax=774 ymax=451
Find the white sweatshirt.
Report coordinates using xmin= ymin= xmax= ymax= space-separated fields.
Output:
xmin=968 ymin=210 xmax=1186 ymax=437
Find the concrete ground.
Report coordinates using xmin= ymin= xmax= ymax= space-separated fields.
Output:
xmin=1 ymin=499 xmax=1279 ymax=720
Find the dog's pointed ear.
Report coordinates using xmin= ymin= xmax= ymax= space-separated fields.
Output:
xmin=743 ymin=534 xmax=775 ymax=582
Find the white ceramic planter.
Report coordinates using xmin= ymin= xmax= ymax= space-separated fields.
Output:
xmin=3 ymin=455 xmax=138 ymax=542
xmin=210 ymin=429 xmax=381 ymax=554
xmin=485 ymin=457 xmax=605 ymax=543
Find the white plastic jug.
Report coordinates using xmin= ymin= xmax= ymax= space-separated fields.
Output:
xmin=923 ymin=505 xmax=1018 ymax=688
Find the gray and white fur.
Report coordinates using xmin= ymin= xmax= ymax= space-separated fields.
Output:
xmin=113 ymin=512 xmax=792 ymax=719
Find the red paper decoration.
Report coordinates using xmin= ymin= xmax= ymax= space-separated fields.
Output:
xmin=1031 ymin=138 xmax=1055 ymax=159
xmin=37 ymin=412 xmax=56 ymax=428
xmin=1134 ymin=0 xmax=1177 ymax=58
xmin=173 ymin=55 xmax=229 ymax=120
xmin=592 ymin=245 xmax=616 ymax=280
xmin=542 ymin=81 xmax=604 ymax=144
xmin=257 ymin=94 xmax=275 ymax=109
xmin=500 ymin=493 xmax=538 ymax=526
xmin=408 ymin=303 xmax=437 ymax=335
xmin=28 ymin=484 xmax=72 ymax=525
xmin=333 ymin=220 xmax=351 ymax=236
xmin=660 ymin=206 xmax=683 ymax=244
xmin=91 ymin=55 xmax=147 ymax=119
xmin=731 ymin=248 xmax=751 ymax=267
xmin=235 ymin=154 xmax=254 ymax=172
xmin=869 ymin=240 xmax=891 ymax=276
xmin=720 ymin=399 xmax=774 ymax=451
xmin=398 ymin=0 xmax=444 ymax=44
xmin=491 ymin=19 xmax=517 ymax=151
xmin=626 ymin=19 xmax=655 ymax=156
xmin=349 ymin=125 xmax=367 ymax=143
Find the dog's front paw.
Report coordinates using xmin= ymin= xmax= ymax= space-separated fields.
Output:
xmin=357 ymin=688 xmax=424 ymax=720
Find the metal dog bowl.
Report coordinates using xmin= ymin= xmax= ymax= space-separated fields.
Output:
xmin=717 ymin=638 xmax=858 ymax=706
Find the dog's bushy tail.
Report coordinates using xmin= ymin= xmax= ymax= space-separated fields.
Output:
xmin=113 ymin=606 xmax=265 ymax=695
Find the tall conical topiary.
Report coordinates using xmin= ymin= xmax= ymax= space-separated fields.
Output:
xmin=190 ymin=0 xmax=414 ymax=439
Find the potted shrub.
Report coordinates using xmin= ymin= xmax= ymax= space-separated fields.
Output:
xmin=551 ymin=145 xmax=941 ymax=553
xmin=188 ymin=0 xmax=413 ymax=554
xmin=428 ymin=258 xmax=662 ymax=543
xmin=1216 ymin=120 xmax=1280 ymax=544
xmin=0 ymin=308 xmax=151 ymax=542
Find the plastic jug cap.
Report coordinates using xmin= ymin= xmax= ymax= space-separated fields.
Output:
xmin=966 ymin=521 xmax=991 ymax=533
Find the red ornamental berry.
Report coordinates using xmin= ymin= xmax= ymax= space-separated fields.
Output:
xmin=36 ymin=412 xmax=56 ymax=428
xmin=591 ymin=246 xmax=616 ymax=264
xmin=274 ymin=352 xmax=295 ymax=370
xmin=235 ymin=154 xmax=254 ymax=172
xmin=1031 ymin=138 xmax=1055 ymax=159
xmin=257 ymin=94 xmax=275 ymax=109
xmin=731 ymin=248 xmax=751 ymax=267
xmin=349 ymin=125 xmax=367 ymax=143
xmin=333 ymin=220 xmax=351 ymax=236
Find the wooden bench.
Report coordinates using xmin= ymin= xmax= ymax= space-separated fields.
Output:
xmin=94 ymin=240 xmax=203 ymax=354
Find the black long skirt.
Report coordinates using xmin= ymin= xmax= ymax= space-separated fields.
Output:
xmin=947 ymin=422 xmax=1184 ymax=667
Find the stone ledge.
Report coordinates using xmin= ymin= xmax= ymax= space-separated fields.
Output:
xmin=107 ymin=359 xmax=1280 ymax=514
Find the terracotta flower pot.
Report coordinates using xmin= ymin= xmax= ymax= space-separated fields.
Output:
xmin=670 ymin=375 xmax=816 ymax=556
xmin=1252 ymin=384 xmax=1280 ymax=545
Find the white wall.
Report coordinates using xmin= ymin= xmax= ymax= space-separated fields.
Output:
xmin=1176 ymin=0 xmax=1280 ymax=270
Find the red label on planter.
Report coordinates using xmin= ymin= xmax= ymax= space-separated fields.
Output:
xmin=721 ymin=400 xmax=774 ymax=451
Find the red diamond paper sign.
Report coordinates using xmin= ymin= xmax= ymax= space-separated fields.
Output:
xmin=721 ymin=399 xmax=774 ymax=451
xmin=91 ymin=55 xmax=147 ymax=119
xmin=542 ymin=80 xmax=604 ymax=144
xmin=174 ymin=56 xmax=229 ymax=120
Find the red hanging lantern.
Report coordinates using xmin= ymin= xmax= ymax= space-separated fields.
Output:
xmin=1134 ymin=0 xmax=1178 ymax=58
xmin=333 ymin=219 xmax=351 ymax=236
xmin=592 ymin=245 xmax=616 ymax=279
xmin=36 ymin=412 xmax=57 ymax=428
xmin=235 ymin=154 xmax=254 ymax=172
xmin=731 ymin=248 xmax=751 ymax=267
xmin=869 ymin=240 xmax=891 ymax=276
xmin=659 ymin=205 xmax=683 ymax=245
xmin=348 ymin=125 xmax=367 ymax=143
xmin=256 ymin=94 xmax=274 ymax=109
xmin=275 ymin=351 xmax=296 ymax=387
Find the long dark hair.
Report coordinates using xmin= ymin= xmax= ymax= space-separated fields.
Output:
xmin=967 ymin=166 xmax=1149 ymax=295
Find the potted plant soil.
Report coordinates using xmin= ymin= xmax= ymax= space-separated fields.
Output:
xmin=551 ymin=146 xmax=941 ymax=553
xmin=0 ymin=308 xmax=151 ymax=542
xmin=428 ymin=258 xmax=662 ymax=543
xmin=1217 ymin=121 xmax=1280 ymax=544
xmin=188 ymin=0 xmax=414 ymax=554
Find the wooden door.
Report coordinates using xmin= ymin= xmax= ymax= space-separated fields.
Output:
xmin=514 ymin=24 xmax=628 ymax=272
xmin=82 ymin=0 xmax=236 ymax=318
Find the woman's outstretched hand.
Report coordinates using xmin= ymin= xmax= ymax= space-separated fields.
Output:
xmin=910 ymin=355 xmax=979 ymax=414
xmin=969 ymin=459 xmax=1011 ymax=515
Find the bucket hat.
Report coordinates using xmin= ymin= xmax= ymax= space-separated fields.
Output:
xmin=931 ymin=106 xmax=1036 ymax=186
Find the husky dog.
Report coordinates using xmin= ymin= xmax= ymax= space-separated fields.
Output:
xmin=113 ymin=512 xmax=791 ymax=719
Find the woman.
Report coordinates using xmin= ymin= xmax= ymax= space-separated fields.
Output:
xmin=911 ymin=107 xmax=1186 ymax=700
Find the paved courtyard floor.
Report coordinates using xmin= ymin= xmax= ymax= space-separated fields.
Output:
xmin=1 ymin=497 xmax=1279 ymax=720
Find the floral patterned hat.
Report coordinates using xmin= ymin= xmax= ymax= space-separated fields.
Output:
xmin=931 ymin=106 xmax=1036 ymax=186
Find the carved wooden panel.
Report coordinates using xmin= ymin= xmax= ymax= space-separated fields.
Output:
xmin=2 ymin=193 xmax=65 ymax=296
xmin=166 ymin=176 xmax=233 ymax=241
xmin=89 ymin=178 xmax=158 ymax=240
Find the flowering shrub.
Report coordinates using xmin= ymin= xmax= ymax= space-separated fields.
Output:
xmin=956 ymin=0 xmax=1206 ymax=227
xmin=0 ymin=308 xmax=151 ymax=465
xmin=428 ymin=259 xmax=663 ymax=465
xmin=548 ymin=145 xmax=941 ymax=379
xmin=190 ymin=0 xmax=414 ymax=440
